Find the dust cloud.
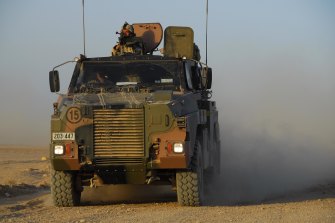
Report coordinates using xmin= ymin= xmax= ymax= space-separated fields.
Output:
xmin=208 ymin=54 xmax=335 ymax=204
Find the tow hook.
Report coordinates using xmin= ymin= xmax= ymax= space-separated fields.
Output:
xmin=89 ymin=174 xmax=104 ymax=188
xmin=146 ymin=176 xmax=160 ymax=184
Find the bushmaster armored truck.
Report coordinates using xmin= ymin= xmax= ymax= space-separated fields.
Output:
xmin=49 ymin=23 xmax=220 ymax=207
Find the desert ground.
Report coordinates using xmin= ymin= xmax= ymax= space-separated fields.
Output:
xmin=0 ymin=146 xmax=334 ymax=223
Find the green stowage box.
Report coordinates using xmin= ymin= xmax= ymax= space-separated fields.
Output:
xmin=164 ymin=26 xmax=194 ymax=59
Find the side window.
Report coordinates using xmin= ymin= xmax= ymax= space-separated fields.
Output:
xmin=184 ymin=62 xmax=193 ymax=90
xmin=68 ymin=62 xmax=82 ymax=93
xmin=191 ymin=63 xmax=202 ymax=90
xmin=71 ymin=63 xmax=85 ymax=92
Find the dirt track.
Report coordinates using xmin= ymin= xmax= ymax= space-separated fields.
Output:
xmin=0 ymin=147 xmax=335 ymax=223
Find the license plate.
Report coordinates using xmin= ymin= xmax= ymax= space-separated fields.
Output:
xmin=52 ymin=132 xmax=75 ymax=141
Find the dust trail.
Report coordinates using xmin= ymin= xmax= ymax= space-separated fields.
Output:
xmin=207 ymin=57 xmax=335 ymax=204
xmin=205 ymin=2 xmax=335 ymax=202
xmin=211 ymin=123 xmax=335 ymax=204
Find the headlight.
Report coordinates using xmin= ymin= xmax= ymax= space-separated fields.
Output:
xmin=54 ymin=145 xmax=64 ymax=155
xmin=173 ymin=143 xmax=184 ymax=153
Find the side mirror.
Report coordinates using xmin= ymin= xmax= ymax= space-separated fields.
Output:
xmin=206 ymin=68 xmax=212 ymax=89
xmin=49 ymin=70 xmax=60 ymax=92
xmin=201 ymin=67 xmax=212 ymax=89
xmin=191 ymin=66 xmax=201 ymax=90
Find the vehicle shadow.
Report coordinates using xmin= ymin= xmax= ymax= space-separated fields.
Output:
xmin=80 ymin=185 xmax=177 ymax=206
xmin=79 ymin=182 xmax=335 ymax=207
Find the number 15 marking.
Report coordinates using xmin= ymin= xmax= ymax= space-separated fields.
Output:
xmin=66 ymin=107 xmax=82 ymax=123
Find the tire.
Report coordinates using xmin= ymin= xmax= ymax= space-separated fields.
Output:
xmin=176 ymin=141 xmax=204 ymax=206
xmin=51 ymin=169 xmax=81 ymax=207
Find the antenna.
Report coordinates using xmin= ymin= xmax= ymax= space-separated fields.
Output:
xmin=205 ymin=0 xmax=208 ymax=65
xmin=82 ymin=0 xmax=86 ymax=56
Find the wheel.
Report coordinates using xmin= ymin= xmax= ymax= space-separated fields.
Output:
xmin=176 ymin=141 xmax=204 ymax=206
xmin=51 ymin=169 xmax=81 ymax=207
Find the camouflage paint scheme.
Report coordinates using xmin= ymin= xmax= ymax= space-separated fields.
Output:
xmin=50 ymin=26 xmax=220 ymax=186
xmin=50 ymin=58 xmax=219 ymax=185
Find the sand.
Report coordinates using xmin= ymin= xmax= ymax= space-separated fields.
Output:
xmin=0 ymin=146 xmax=334 ymax=223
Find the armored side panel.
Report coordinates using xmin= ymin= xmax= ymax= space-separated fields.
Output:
xmin=133 ymin=23 xmax=163 ymax=54
xmin=164 ymin=26 xmax=194 ymax=59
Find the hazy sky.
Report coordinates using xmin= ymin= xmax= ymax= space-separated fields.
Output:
xmin=0 ymin=0 xmax=334 ymax=149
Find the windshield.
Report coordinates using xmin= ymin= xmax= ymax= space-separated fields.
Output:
xmin=72 ymin=61 xmax=181 ymax=93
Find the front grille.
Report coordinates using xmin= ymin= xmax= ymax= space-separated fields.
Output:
xmin=93 ymin=109 xmax=144 ymax=165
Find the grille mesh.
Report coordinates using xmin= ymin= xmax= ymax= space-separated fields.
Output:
xmin=93 ymin=109 xmax=144 ymax=165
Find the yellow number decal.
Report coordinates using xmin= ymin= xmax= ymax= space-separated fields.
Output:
xmin=66 ymin=107 xmax=82 ymax=123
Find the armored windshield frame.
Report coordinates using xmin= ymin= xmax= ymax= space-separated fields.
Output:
xmin=68 ymin=56 xmax=186 ymax=94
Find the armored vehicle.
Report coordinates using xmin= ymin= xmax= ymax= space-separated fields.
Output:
xmin=49 ymin=23 xmax=220 ymax=207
